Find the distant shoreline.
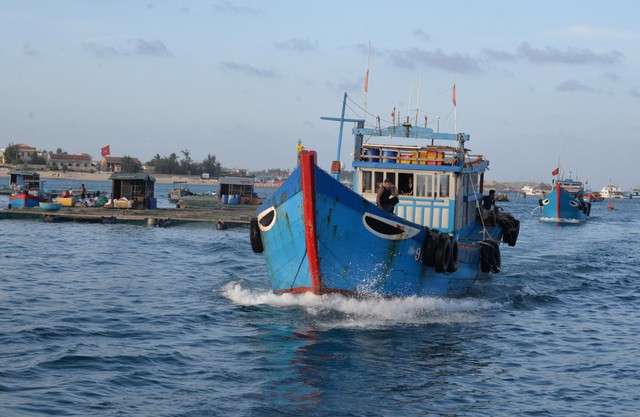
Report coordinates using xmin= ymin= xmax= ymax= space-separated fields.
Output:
xmin=0 ymin=167 xmax=280 ymax=187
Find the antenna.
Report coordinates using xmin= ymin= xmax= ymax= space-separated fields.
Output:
xmin=415 ymin=73 xmax=422 ymax=134
xmin=407 ymin=81 xmax=413 ymax=121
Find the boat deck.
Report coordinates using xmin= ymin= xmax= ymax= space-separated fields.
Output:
xmin=0 ymin=205 xmax=258 ymax=227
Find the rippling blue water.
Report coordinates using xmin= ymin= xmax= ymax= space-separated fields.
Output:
xmin=1 ymin=181 xmax=639 ymax=416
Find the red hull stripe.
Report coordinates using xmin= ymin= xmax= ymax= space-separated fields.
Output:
xmin=556 ymin=182 xmax=561 ymax=219
xmin=300 ymin=150 xmax=322 ymax=294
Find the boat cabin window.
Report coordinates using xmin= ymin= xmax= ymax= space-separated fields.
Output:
xmin=415 ymin=173 xmax=451 ymax=198
xmin=374 ymin=171 xmax=395 ymax=191
xmin=398 ymin=173 xmax=413 ymax=196
xmin=438 ymin=174 xmax=450 ymax=198
xmin=362 ymin=170 xmax=373 ymax=193
xmin=416 ymin=174 xmax=433 ymax=197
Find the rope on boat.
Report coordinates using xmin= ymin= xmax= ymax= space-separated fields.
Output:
xmin=463 ymin=150 xmax=499 ymax=244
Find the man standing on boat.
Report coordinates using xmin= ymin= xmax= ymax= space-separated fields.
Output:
xmin=377 ymin=178 xmax=399 ymax=213
xmin=481 ymin=189 xmax=499 ymax=220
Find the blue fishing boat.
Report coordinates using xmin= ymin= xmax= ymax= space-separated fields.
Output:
xmin=7 ymin=170 xmax=51 ymax=209
xmin=249 ymin=93 xmax=519 ymax=298
xmin=539 ymin=178 xmax=589 ymax=223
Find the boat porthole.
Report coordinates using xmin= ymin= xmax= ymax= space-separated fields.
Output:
xmin=569 ymin=200 xmax=579 ymax=207
xmin=257 ymin=207 xmax=276 ymax=231
xmin=541 ymin=198 xmax=549 ymax=205
xmin=362 ymin=212 xmax=420 ymax=240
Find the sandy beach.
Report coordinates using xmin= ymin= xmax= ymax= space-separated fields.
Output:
xmin=0 ymin=167 xmax=216 ymax=185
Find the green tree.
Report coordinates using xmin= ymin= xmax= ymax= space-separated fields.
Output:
xmin=4 ymin=143 xmax=20 ymax=164
xmin=120 ymin=155 xmax=142 ymax=173
xmin=180 ymin=149 xmax=193 ymax=175
xmin=201 ymin=154 xmax=222 ymax=177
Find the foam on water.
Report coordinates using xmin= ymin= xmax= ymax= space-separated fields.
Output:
xmin=221 ymin=280 xmax=498 ymax=328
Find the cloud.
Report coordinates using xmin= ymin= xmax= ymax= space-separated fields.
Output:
xmin=83 ymin=39 xmax=171 ymax=58
xmin=556 ymin=79 xmax=596 ymax=93
xmin=517 ymin=42 xmax=623 ymax=65
xmin=482 ymin=48 xmax=517 ymax=62
xmin=631 ymin=89 xmax=640 ymax=100
xmin=274 ymin=38 xmax=317 ymax=52
xmin=412 ymin=29 xmax=431 ymax=42
xmin=213 ymin=1 xmax=261 ymax=15
xmin=84 ymin=42 xmax=127 ymax=58
xmin=601 ymin=72 xmax=621 ymax=81
xmin=131 ymin=39 xmax=171 ymax=56
xmin=219 ymin=62 xmax=278 ymax=78
xmin=387 ymin=47 xmax=481 ymax=73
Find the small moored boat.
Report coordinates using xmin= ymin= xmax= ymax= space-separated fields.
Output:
xmin=7 ymin=170 xmax=51 ymax=209
xmin=39 ymin=202 xmax=63 ymax=211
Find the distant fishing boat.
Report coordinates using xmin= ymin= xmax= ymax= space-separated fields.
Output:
xmin=600 ymin=184 xmax=624 ymax=199
xmin=250 ymin=92 xmax=519 ymax=298
xmin=538 ymin=177 xmax=589 ymax=223
xmin=6 ymin=170 xmax=51 ymax=209
xmin=168 ymin=181 xmax=193 ymax=202
xmin=520 ymin=186 xmax=545 ymax=197
xmin=583 ymin=192 xmax=604 ymax=203
xmin=630 ymin=187 xmax=640 ymax=199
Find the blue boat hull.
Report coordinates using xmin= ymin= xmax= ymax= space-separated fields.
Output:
xmin=9 ymin=193 xmax=48 ymax=209
xmin=540 ymin=184 xmax=588 ymax=223
xmin=255 ymin=151 xmax=508 ymax=298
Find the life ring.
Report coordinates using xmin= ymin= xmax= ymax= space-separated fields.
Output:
xmin=447 ymin=236 xmax=459 ymax=273
xmin=480 ymin=241 xmax=495 ymax=273
xmin=434 ymin=235 xmax=452 ymax=273
xmin=250 ymin=217 xmax=264 ymax=253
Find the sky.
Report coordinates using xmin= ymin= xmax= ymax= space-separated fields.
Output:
xmin=1 ymin=0 xmax=639 ymax=190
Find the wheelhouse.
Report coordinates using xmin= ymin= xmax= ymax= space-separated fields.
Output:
xmin=349 ymin=125 xmax=488 ymax=233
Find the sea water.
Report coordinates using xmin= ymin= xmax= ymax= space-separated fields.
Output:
xmin=1 ymin=180 xmax=639 ymax=416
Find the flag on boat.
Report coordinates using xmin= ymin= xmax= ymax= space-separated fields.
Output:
xmin=552 ymin=167 xmax=559 ymax=176
xmin=364 ymin=69 xmax=369 ymax=93
xmin=452 ymin=83 xmax=457 ymax=107
xmin=101 ymin=145 xmax=111 ymax=157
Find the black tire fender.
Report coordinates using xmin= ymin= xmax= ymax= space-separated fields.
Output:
xmin=249 ymin=217 xmax=264 ymax=253
xmin=480 ymin=241 xmax=494 ymax=273
xmin=447 ymin=236 xmax=459 ymax=273
xmin=421 ymin=231 xmax=438 ymax=266
xmin=491 ymin=242 xmax=501 ymax=273
xmin=434 ymin=235 xmax=452 ymax=273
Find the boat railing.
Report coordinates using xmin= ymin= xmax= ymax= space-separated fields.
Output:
xmin=359 ymin=144 xmax=483 ymax=167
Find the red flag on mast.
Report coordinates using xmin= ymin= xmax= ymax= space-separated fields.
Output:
xmin=452 ymin=84 xmax=457 ymax=107
xmin=364 ymin=70 xmax=369 ymax=93
xmin=552 ymin=167 xmax=559 ymax=176
xmin=101 ymin=145 xmax=111 ymax=157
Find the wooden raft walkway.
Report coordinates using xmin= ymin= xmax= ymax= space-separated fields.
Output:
xmin=0 ymin=205 xmax=259 ymax=228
